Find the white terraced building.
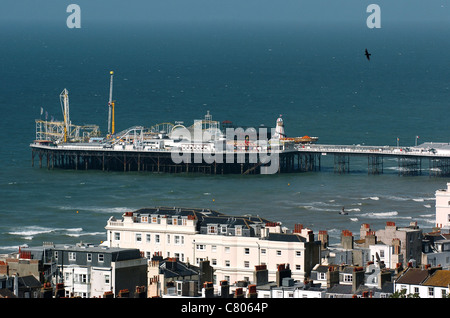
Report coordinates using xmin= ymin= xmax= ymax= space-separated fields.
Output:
xmin=104 ymin=207 xmax=321 ymax=286
xmin=436 ymin=182 xmax=450 ymax=230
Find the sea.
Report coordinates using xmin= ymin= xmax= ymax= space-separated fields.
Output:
xmin=1 ymin=19 xmax=450 ymax=254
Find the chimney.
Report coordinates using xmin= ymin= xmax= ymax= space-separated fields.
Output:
xmin=364 ymin=230 xmax=377 ymax=246
xmin=327 ymin=266 xmax=339 ymax=289
xmin=234 ymin=287 xmax=244 ymax=298
xmin=341 ymin=230 xmax=354 ymax=250
xmin=134 ymin=286 xmax=146 ymax=298
xmin=103 ymin=291 xmax=114 ymax=298
xmin=41 ymin=282 xmax=53 ymax=298
xmin=276 ymin=264 xmax=291 ymax=287
xmin=360 ymin=223 xmax=370 ymax=239
xmin=253 ymin=264 xmax=269 ymax=286
xmin=318 ymin=230 xmax=329 ymax=250
xmin=118 ymin=289 xmax=130 ymax=298
xmin=203 ymin=282 xmax=214 ymax=298
xmin=352 ymin=267 xmax=365 ymax=294
xmin=165 ymin=257 xmax=177 ymax=271
xmin=378 ymin=270 xmax=391 ymax=289
xmin=247 ymin=284 xmax=257 ymax=298
xmin=386 ymin=221 xmax=397 ymax=230
xmin=220 ymin=280 xmax=230 ymax=298
xmin=54 ymin=283 xmax=65 ymax=298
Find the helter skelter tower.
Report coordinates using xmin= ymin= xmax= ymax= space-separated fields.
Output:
xmin=107 ymin=71 xmax=115 ymax=136
xmin=59 ymin=88 xmax=70 ymax=143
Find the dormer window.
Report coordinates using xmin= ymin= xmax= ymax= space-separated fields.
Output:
xmin=208 ymin=224 xmax=218 ymax=234
xmin=235 ymin=226 xmax=242 ymax=236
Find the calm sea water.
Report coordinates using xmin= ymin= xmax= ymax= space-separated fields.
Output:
xmin=0 ymin=21 xmax=449 ymax=253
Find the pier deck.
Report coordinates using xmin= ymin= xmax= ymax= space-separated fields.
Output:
xmin=31 ymin=141 xmax=450 ymax=176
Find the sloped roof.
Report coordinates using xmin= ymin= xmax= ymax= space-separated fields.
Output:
xmin=396 ymin=268 xmax=430 ymax=285
xmin=264 ymin=233 xmax=306 ymax=242
xmin=422 ymin=270 xmax=450 ymax=287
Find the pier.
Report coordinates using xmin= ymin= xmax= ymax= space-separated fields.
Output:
xmin=31 ymin=141 xmax=450 ymax=176
xmin=296 ymin=143 xmax=450 ymax=176
xmin=30 ymin=79 xmax=450 ymax=176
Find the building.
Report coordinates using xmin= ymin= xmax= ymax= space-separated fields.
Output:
xmin=422 ymin=231 xmax=450 ymax=269
xmin=394 ymin=265 xmax=450 ymax=298
xmin=375 ymin=221 xmax=423 ymax=267
xmin=147 ymin=254 xmax=214 ymax=297
xmin=436 ymin=182 xmax=450 ymax=230
xmin=19 ymin=242 xmax=147 ymax=298
xmin=104 ymin=207 xmax=321 ymax=287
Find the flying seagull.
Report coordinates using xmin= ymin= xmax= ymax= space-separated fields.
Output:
xmin=365 ymin=48 xmax=371 ymax=61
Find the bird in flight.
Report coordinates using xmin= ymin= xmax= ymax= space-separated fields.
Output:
xmin=365 ymin=48 xmax=371 ymax=61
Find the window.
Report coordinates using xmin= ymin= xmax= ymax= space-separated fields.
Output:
xmin=296 ymin=265 xmax=301 ymax=271
xmin=225 ymin=260 xmax=230 ymax=267
xmin=196 ymin=244 xmax=206 ymax=250
xmin=244 ymin=248 xmax=250 ymax=255
xmin=114 ymin=232 xmax=120 ymax=241
xmin=343 ymin=274 xmax=352 ymax=282
xmin=54 ymin=251 xmax=59 ymax=260
xmin=208 ymin=225 xmax=218 ymax=234
xmin=146 ymin=234 xmax=151 ymax=243
xmin=414 ymin=287 xmax=419 ymax=294
xmin=244 ymin=261 xmax=250 ymax=268
xmin=296 ymin=251 xmax=301 ymax=257
xmin=87 ymin=253 xmax=92 ymax=262
xmin=225 ymin=247 xmax=230 ymax=253
xmin=155 ymin=235 xmax=160 ymax=243
xmin=277 ymin=250 xmax=282 ymax=256
xmin=172 ymin=217 xmax=178 ymax=225
xmin=69 ymin=252 xmax=76 ymax=261
xmin=212 ymin=259 xmax=217 ymax=265
xmin=211 ymin=245 xmax=217 ymax=252
xmin=105 ymin=274 xmax=110 ymax=284
xmin=167 ymin=234 xmax=170 ymax=244
xmin=318 ymin=272 xmax=326 ymax=280
xmin=428 ymin=287 xmax=434 ymax=297
xmin=135 ymin=233 xmax=142 ymax=242
xmin=98 ymin=254 xmax=104 ymax=262
xmin=261 ymin=249 xmax=266 ymax=255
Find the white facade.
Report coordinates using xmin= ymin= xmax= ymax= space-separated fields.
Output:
xmin=436 ymin=182 xmax=450 ymax=229
xmin=105 ymin=208 xmax=319 ymax=286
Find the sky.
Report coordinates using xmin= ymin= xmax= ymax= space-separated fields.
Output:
xmin=1 ymin=0 xmax=450 ymax=26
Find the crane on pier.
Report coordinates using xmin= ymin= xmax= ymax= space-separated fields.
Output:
xmin=107 ymin=71 xmax=115 ymax=136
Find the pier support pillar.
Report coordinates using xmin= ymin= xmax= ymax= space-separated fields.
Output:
xmin=398 ymin=157 xmax=421 ymax=176
xmin=429 ymin=158 xmax=450 ymax=177
xmin=334 ymin=154 xmax=350 ymax=174
xmin=368 ymin=155 xmax=383 ymax=175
